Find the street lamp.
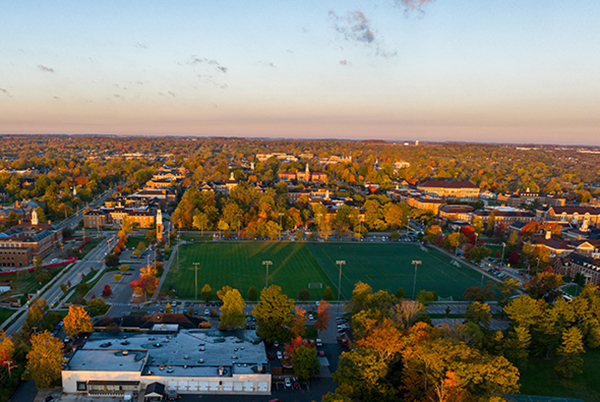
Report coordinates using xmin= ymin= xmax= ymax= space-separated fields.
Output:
xmin=412 ymin=260 xmax=422 ymax=300
xmin=336 ymin=260 xmax=346 ymax=301
xmin=193 ymin=262 xmax=200 ymax=300
xmin=263 ymin=260 xmax=273 ymax=288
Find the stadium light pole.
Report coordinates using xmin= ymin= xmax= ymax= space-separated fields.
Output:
xmin=501 ymin=242 xmax=506 ymax=266
xmin=263 ymin=260 xmax=272 ymax=289
xmin=193 ymin=262 xmax=200 ymax=301
xmin=336 ymin=260 xmax=346 ymax=302
xmin=412 ymin=260 xmax=422 ymax=300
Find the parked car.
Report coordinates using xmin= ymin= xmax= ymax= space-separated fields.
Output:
xmin=292 ymin=378 xmax=300 ymax=389
xmin=268 ymin=352 xmax=276 ymax=360
xmin=204 ymin=309 xmax=210 ymax=316
xmin=284 ymin=377 xmax=292 ymax=388
xmin=318 ymin=350 xmax=325 ymax=357
xmin=316 ymin=338 xmax=323 ymax=347
xmin=308 ymin=314 xmax=314 ymax=320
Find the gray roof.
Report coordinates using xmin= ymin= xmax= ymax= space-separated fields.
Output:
xmin=67 ymin=330 xmax=267 ymax=377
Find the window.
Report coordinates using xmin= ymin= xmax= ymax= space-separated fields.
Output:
xmin=77 ymin=381 xmax=87 ymax=391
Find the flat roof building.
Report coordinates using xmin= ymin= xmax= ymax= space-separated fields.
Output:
xmin=62 ymin=329 xmax=271 ymax=398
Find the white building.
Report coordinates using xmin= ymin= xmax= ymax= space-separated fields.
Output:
xmin=62 ymin=329 xmax=271 ymax=399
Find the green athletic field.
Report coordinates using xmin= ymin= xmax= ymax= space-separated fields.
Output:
xmin=161 ymin=242 xmax=335 ymax=300
xmin=162 ymin=241 xmax=484 ymax=301
xmin=305 ymin=242 xmax=483 ymax=300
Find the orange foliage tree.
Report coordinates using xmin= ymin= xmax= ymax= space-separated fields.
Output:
xmin=291 ymin=306 xmax=307 ymax=338
xmin=63 ymin=305 xmax=93 ymax=337
xmin=129 ymin=264 xmax=159 ymax=301
xmin=314 ymin=300 xmax=331 ymax=332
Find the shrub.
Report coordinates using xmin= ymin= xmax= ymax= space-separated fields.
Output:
xmin=298 ymin=289 xmax=310 ymax=301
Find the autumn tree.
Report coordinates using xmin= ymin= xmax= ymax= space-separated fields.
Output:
xmin=463 ymin=284 xmax=496 ymax=303
xmin=253 ymin=285 xmax=295 ymax=342
xmin=63 ymin=305 xmax=93 ymax=337
xmin=504 ymin=296 xmax=546 ymax=330
xmin=291 ymin=306 xmax=308 ymax=338
xmin=129 ymin=264 xmax=159 ymax=301
xmin=356 ymin=318 xmax=404 ymax=361
xmin=556 ymin=326 xmax=585 ymax=378
xmin=216 ymin=285 xmax=234 ymax=301
xmin=291 ymin=345 xmax=320 ymax=381
xmin=394 ymin=299 xmax=425 ymax=329
xmin=25 ymin=331 xmax=63 ymax=388
xmin=0 ymin=330 xmax=15 ymax=376
xmin=219 ymin=288 xmax=246 ymax=330
xmin=315 ymin=301 xmax=331 ymax=333
xmin=465 ymin=302 xmax=492 ymax=330
xmin=102 ymin=284 xmax=112 ymax=297
xmin=504 ymin=326 xmax=531 ymax=367
xmin=23 ymin=298 xmax=48 ymax=335
xmin=334 ymin=348 xmax=394 ymax=401
xmin=525 ymin=271 xmax=564 ymax=303
xmin=201 ymin=283 xmax=212 ymax=301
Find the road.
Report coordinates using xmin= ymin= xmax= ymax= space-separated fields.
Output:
xmin=4 ymin=235 xmax=119 ymax=336
xmin=59 ymin=186 xmax=120 ymax=230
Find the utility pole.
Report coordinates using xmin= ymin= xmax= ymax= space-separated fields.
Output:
xmin=412 ymin=260 xmax=422 ymax=300
xmin=193 ymin=262 xmax=200 ymax=300
xmin=336 ymin=260 xmax=346 ymax=302
xmin=262 ymin=260 xmax=272 ymax=289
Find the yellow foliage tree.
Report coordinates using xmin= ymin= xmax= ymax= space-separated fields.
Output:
xmin=26 ymin=331 xmax=63 ymax=388
xmin=64 ymin=305 xmax=93 ymax=337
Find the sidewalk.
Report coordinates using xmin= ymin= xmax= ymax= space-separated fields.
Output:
xmin=153 ymin=240 xmax=181 ymax=301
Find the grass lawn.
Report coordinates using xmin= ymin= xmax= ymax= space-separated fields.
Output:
xmin=77 ymin=237 xmax=103 ymax=257
xmin=306 ymin=242 xmax=483 ymax=300
xmin=126 ymin=236 xmax=148 ymax=249
xmin=163 ymin=241 xmax=484 ymax=302
xmin=181 ymin=234 xmax=212 ymax=242
xmin=519 ymin=348 xmax=600 ymax=401
xmin=0 ymin=307 xmax=17 ymax=326
xmin=162 ymin=242 xmax=335 ymax=300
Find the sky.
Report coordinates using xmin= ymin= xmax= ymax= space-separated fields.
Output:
xmin=1 ymin=0 xmax=599 ymax=145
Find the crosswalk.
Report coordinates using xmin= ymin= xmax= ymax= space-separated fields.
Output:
xmin=111 ymin=302 xmax=133 ymax=306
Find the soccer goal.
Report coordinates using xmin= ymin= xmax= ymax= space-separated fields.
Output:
xmin=308 ymin=283 xmax=323 ymax=289
xmin=438 ymin=295 xmax=454 ymax=302
xmin=451 ymin=260 xmax=461 ymax=267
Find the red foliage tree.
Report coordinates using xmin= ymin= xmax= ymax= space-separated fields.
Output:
xmin=461 ymin=226 xmax=476 ymax=244
xmin=102 ymin=284 xmax=113 ymax=297
xmin=508 ymin=250 xmax=519 ymax=266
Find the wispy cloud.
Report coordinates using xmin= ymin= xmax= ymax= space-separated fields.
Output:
xmin=189 ymin=56 xmax=228 ymax=73
xmin=329 ymin=10 xmax=397 ymax=58
xmin=158 ymin=91 xmax=176 ymax=97
xmin=37 ymin=65 xmax=54 ymax=73
xmin=258 ymin=61 xmax=276 ymax=68
xmin=197 ymin=74 xmax=228 ymax=89
xmin=135 ymin=42 xmax=148 ymax=49
xmin=397 ymin=0 xmax=436 ymax=11
xmin=329 ymin=10 xmax=375 ymax=43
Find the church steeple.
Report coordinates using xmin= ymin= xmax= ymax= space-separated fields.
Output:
xmin=31 ymin=209 xmax=38 ymax=225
